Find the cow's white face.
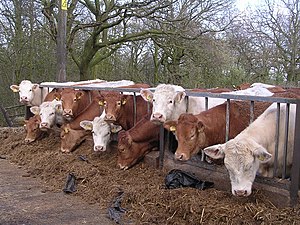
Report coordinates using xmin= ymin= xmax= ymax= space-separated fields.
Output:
xmin=80 ymin=116 xmax=112 ymax=152
xmin=10 ymin=80 xmax=39 ymax=105
xmin=204 ymin=139 xmax=272 ymax=197
xmin=30 ymin=100 xmax=62 ymax=130
xmin=141 ymin=84 xmax=186 ymax=123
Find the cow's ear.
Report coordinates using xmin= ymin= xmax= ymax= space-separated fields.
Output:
xmin=53 ymin=93 xmax=61 ymax=100
xmin=164 ymin=121 xmax=177 ymax=132
xmin=110 ymin=124 xmax=122 ymax=133
xmin=175 ymin=91 xmax=186 ymax=103
xmin=80 ymin=120 xmax=93 ymax=131
xmin=203 ymin=144 xmax=225 ymax=159
xmin=32 ymin=84 xmax=39 ymax=90
xmin=76 ymin=91 xmax=84 ymax=100
xmin=30 ymin=106 xmax=40 ymax=115
xmin=140 ymin=89 xmax=153 ymax=102
xmin=197 ymin=120 xmax=205 ymax=133
xmin=253 ymin=146 xmax=272 ymax=162
xmin=10 ymin=85 xmax=20 ymax=92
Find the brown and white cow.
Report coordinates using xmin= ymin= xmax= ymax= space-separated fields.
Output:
xmin=204 ymin=102 xmax=297 ymax=197
xmin=10 ymin=80 xmax=51 ymax=106
xmin=164 ymin=100 xmax=272 ymax=161
xmin=117 ymin=115 xmax=160 ymax=170
xmin=24 ymin=115 xmax=43 ymax=143
xmin=60 ymin=95 xmax=105 ymax=153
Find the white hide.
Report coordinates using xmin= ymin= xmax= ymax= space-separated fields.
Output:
xmin=204 ymin=103 xmax=296 ymax=197
xmin=30 ymin=100 xmax=63 ymax=130
xmin=80 ymin=112 xmax=122 ymax=152
xmin=10 ymin=80 xmax=50 ymax=106
xmin=226 ymin=85 xmax=273 ymax=96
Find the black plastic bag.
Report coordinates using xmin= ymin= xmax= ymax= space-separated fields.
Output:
xmin=165 ymin=169 xmax=214 ymax=190
xmin=63 ymin=173 xmax=76 ymax=193
xmin=108 ymin=190 xmax=126 ymax=224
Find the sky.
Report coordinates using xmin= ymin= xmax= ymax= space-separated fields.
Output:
xmin=235 ymin=0 xmax=260 ymax=11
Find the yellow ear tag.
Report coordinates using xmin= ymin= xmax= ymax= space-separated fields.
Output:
xmin=258 ymin=155 xmax=265 ymax=161
xmin=147 ymin=95 xmax=152 ymax=101
xmin=98 ymin=101 xmax=104 ymax=106
xmin=55 ymin=97 xmax=60 ymax=101
xmin=13 ymin=89 xmax=19 ymax=93
xmin=64 ymin=128 xmax=69 ymax=134
xmin=122 ymin=99 xmax=127 ymax=105
xmin=170 ymin=126 xmax=176 ymax=132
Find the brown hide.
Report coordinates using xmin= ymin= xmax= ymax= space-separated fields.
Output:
xmin=60 ymin=94 xmax=105 ymax=153
xmin=57 ymin=89 xmax=96 ymax=120
xmin=24 ymin=115 xmax=43 ymax=143
xmin=164 ymin=100 xmax=272 ymax=161
xmin=43 ymin=88 xmax=63 ymax=102
xmin=102 ymin=92 xmax=152 ymax=130
xmin=117 ymin=116 xmax=160 ymax=169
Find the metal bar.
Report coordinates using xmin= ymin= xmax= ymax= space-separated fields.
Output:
xmin=159 ymin=124 xmax=165 ymax=169
xmin=205 ymin=97 xmax=208 ymax=111
xmin=273 ymin=103 xmax=280 ymax=177
xmin=225 ymin=99 xmax=230 ymax=142
xmin=290 ymin=101 xmax=300 ymax=206
xmin=185 ymin=96 xmax=189 ymax=113
xmin=282 ymin=103 xmax=290 ymax=178
xmin=133 ymin=92 xmax=137 ymax=125
xmin=250 ymin=101 xmax=254 ymax=123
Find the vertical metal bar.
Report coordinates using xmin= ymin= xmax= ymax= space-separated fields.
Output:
xmin=273 ymin=103 xmax=281 ymax=177
xmin=205 ymin=97 xmax=208 ymax=111
xmin=133 ymin=92 xmax=137 ymax=125
xmin=250 ymin=100 xmax=254 ymax=124
xmin=225 ymin=99 xmax=230 ymax=142
xmin=185 ymin=95 xmax=189 ymax=112
xmin=282 ymin=103 xmax=290 ymax=178
xmin=159 ymin=124 xmax=165 ymax=169
xmin=290 ymin=101 xmax=300 ymax=206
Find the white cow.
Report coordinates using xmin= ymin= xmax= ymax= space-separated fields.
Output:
xmin=30 ymin=99 xmax=64 ymax=130
xmin=140 ymin=84 xmax=273 ymax=124
xmin=80 ymin=112 xmax=122 ymax=152
xmin=10 ymin=80 xmax=50 ymax=106
xmin=204 ymin=103 xmax=296 ymax=197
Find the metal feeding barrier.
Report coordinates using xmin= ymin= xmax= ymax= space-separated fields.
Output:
xmin=39 ymin=83 xmax=300 ymax=206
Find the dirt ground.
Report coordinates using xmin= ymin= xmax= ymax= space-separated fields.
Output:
xmin=0 ymin=127 xmax=300 ymax=225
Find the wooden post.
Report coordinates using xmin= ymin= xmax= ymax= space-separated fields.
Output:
xmin=57 ymin=0 xmax=67 ymax=82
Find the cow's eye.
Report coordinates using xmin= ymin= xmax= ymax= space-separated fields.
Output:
xmin=169 ymin=100 xmax=173 ymax=104
xmin=117 ymin=101 xmax=121 ymax=106
xmin=73 ymin=98 xmax=77 ymax=102
xmin=106 ymin=132 xmax=111 ymax=136
xmin=91 ymin=131 xmax=96 ymax=135
xmin=29 ymin=89 xmax=32 ymax=92
xmin=40 ymin=113 xmax=43 ymax=116
xmin=119 ymin=148 xmax=125 ymax=152
xmin=152 ymin=99 xmax=156 ymax=102
xmin=50 ymin=112 xmax=55 ymax=116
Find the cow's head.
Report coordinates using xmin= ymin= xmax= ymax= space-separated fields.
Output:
xmin=60 ymin=124 xmax=89 ymax=153
xmin=164 ymin=114 xmax=206 ymax=161
xmin=24 ymin=115 xmax=42 ymax=143
xmin=100 ymin=92 xmax=127 ymax=123
xmin=204 ymin=138 xmax=272 ymax=197
xmin=60 ymin=89 xmax=86 ymax=121
xmin=117 ymin=130 xmax=157 ymax=170
xmin=80 ymin=115 xmax=120 ymax=152
xmin=141 ymin=84 xmax=186 ymax=124
xmin=10 ymin=80 xmax=39 ymax=105
xmin=30 ymin=100 xmax=62 ymax=131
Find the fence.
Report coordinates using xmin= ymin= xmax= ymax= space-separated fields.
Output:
xmin=39 ymin=83 xmax=300 ymax=206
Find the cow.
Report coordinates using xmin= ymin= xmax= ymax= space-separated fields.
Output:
xmin=54 ymin=89 xmax=98 ymax=121
xmin=117 ymin=115 xmax=160 ymax=170
xmin=60 ymin=95 xmax=105 ymax=153
xmin=23 ymin=115 xmax=43 ymax=143
xmin=100 ymin=90 xmax=152 ymax=130
xmin=10 ymin=80 xmax=51 ymax=106
xmin=164 ymin=100 xmax=272 ymax=161
xmin=80 ymin=113 xmax=122 ymax=152
xmin=140 ymin=84 xmax=227 ymax=124
xmin=30 ymin=100 xmax=63 ymax=131
xmin=203 ymin=102 xmax=297 ymax=197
